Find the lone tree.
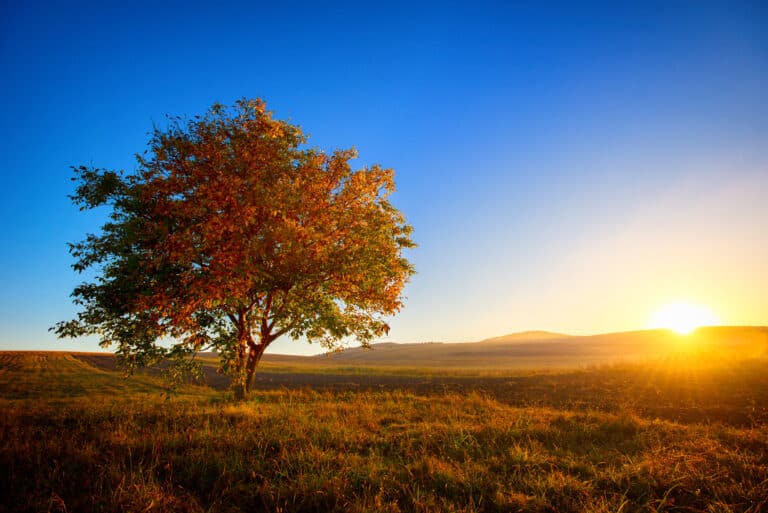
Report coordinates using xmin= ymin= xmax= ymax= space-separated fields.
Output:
xmin=54 ymin=99 xmax=415 ymax=399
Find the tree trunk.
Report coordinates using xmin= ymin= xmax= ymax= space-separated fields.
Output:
xmin=244 ymin=343 xmax=267 ymax=393
xmin=232 ymin=333 xmax=249 ymax=401
xmin=233 ymin=380 xmax=246 ymax=401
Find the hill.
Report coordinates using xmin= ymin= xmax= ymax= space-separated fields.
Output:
xmin=478 ymin=330 xmax=573 ymax=343
xmin=313 ymin=326 xmax=768 ymax=368
xmin=4 ymin=327 xmax=765 ymax=375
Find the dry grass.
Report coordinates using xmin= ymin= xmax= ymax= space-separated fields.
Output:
xmin=1 ymin=352 xmax=766 ymax=512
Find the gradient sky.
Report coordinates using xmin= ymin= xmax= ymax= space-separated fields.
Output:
xmin=1 ymin=1 xmax=766 ymax=355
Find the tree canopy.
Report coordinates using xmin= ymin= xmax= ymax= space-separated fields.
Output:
xmin=54 ymin=99 xmax=415 ymax=398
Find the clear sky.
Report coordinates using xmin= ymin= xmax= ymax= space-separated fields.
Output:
xmin=1 ymin=1 xmax=766 ymax=355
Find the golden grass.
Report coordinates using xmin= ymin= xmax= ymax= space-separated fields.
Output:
xmin=1 ymin=351 xmax=766 ymax=512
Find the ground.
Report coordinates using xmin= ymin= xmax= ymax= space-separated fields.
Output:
xmin=1 ymin=351 xmax=766 ymax=512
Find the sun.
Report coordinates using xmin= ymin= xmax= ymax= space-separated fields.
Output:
xmin=648 ymin=302 xmax=721 ymax=335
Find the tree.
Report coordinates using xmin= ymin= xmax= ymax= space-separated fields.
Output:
xmin=54 ymin=98 xmax=415 ymax=399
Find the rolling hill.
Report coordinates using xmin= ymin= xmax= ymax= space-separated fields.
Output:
xmin=308 ymin=326 xmax=768 ymax=368
xmin=2 ymin=327 xmax=765 ymax=375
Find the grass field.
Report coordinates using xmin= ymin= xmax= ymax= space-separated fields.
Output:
xmin=1 ymin=350 xmax=767 ymax=512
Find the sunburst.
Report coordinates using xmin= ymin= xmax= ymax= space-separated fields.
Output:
xmin=648 ymin=302 xmax=720 ymax=335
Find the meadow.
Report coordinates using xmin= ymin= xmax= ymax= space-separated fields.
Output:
xmin=1 ymin=350 xmax=767 ymax=513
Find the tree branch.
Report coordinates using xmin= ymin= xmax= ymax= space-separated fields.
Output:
xmin=260 ymin=290 xmax=274 ymax=338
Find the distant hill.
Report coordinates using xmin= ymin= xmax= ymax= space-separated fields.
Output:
xmin=6 ymin=326 xmax=765 ymax=372
xmin=310 ymin=326 xmax=768 ymax=368
xmin=479 ymin=331 xmax=574 ymax=344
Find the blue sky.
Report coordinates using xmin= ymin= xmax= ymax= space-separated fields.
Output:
xmin=1 ymin=1 xmax=766 ymax=355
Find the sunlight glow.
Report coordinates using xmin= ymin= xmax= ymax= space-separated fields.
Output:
xmin=648 ymin=302 xmax=721 ymax=335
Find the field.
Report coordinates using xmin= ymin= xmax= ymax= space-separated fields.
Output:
xmin=1 ymin=344 xmax=767 ymax=512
